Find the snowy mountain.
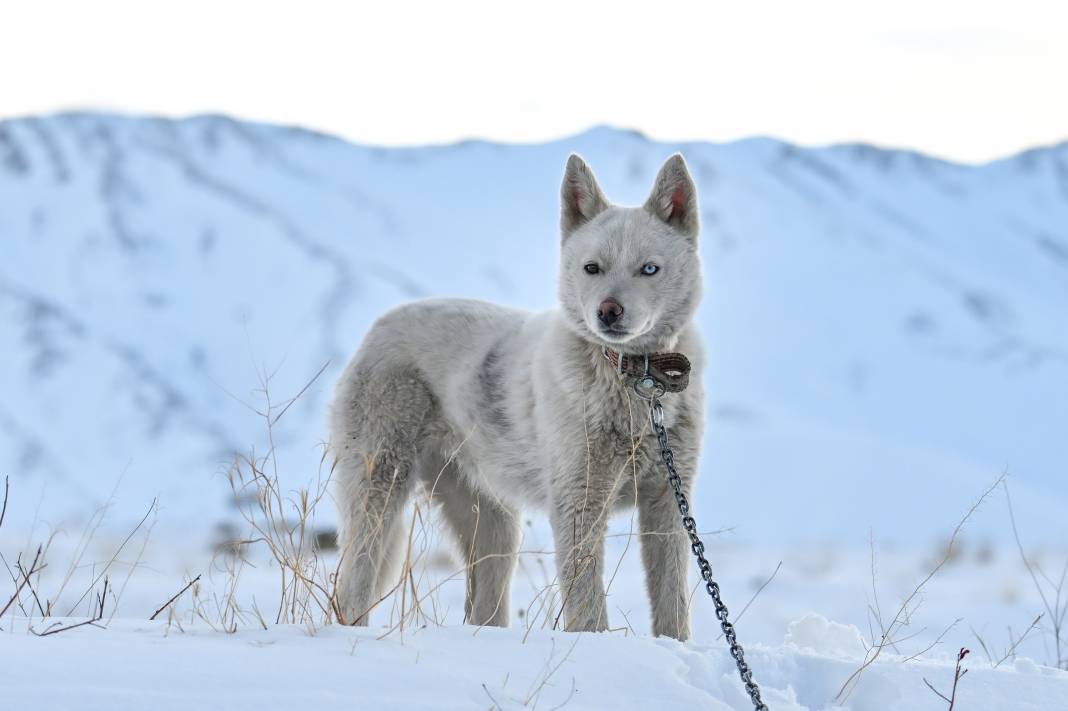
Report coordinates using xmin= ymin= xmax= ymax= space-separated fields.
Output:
xmin=2 ymin=112 xmax=1066 ymax=544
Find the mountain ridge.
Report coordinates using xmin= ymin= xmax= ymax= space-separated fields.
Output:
xmin=7 ymin=109 xmax=1068 ymax=168
xmin=1 ymin=111 xmax=1065 ymax=544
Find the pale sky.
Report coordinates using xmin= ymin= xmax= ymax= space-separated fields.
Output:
xmin=3 ymin=0 xmax=1066 ymax=163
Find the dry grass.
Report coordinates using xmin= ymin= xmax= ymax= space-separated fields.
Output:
xmin=0 ymin=475 xmax=156 ymax=635
xmin=223 ymin=445 xmax=339 ymax=630
xmin=480 ymin=634 xmax=582 ymax=711
xmin=970 ymin=613 xmax=1044 ymax=669
xmin=200 ymin=360 xmax=344 ymax=633
xmin=837 ymin=473 xmax=1005 ymax=703
xmin=1004 ymin=481 xmax=1068 ymax=670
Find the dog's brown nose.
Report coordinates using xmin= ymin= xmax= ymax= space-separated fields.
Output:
xmin=597 ymin=298 xmax=624 ymax=327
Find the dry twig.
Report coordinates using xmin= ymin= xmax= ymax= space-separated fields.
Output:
xmin=923 ymin=647 xmax=969 ymax=709
xmin=0 ymin=475 xmax=8 ymax=531
xmin=33 ymin=578 xmax=109 ymax=637
xmin=150 ymin=574 xmax=203 ymax=621
xmin=1 ymin=546 xmax=44 ymax=621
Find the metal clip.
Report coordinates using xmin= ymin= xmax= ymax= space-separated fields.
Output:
xmin=632 ymin=353 xmax=666 ymax=400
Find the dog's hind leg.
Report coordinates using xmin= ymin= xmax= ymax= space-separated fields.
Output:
xmin=334 ymin=448 xmax=415 ymax=626
xmin=428 ymin=463 xmax=519 ymax=627
xmin=331 ymin=370 xmax=434 ymax=626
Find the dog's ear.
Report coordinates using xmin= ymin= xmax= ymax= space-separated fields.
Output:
xmin=644 ymin=153 xmax=698 ymax=238
xmin=560 ymin=154 xmax=608 ymax=239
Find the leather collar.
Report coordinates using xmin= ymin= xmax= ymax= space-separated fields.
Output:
xmin=601 ymin=346 xmax=691 ymax=393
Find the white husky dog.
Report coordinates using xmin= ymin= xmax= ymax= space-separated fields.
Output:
xmin=330 ymin=154 xmax=704 ymax=640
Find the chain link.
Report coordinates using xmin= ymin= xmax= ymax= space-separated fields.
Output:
xmin=649 ymin=399 xmax=769 ymax=711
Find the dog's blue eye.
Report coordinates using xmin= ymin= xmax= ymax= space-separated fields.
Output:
xmin=584 ymin=263 xmax=600 ymax=275
xmin=641 ymin=263 xmax=659 ymax=276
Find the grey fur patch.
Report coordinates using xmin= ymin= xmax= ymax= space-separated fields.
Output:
xmin=478 ymin=339 xmax=511 ymax=435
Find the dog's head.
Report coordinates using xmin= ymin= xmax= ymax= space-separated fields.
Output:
xmin=558 ymin=153 xmax=702 ymax=352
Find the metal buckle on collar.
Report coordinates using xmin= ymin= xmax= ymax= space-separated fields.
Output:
xmin=603 ymin=346 xmax=666 ymax=400
xmin=632 ymin=354 xmax=666 ymax=401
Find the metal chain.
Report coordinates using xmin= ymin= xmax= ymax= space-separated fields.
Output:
xmin=649 ymin=397 xmax=769 ymax=711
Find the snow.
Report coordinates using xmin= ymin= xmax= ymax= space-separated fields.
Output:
xmin=2 ymin=112 xmax=1068 ymax=708
xmin=5 ymin=616 xmax=1066 ymax=710
xmin=3 ymin=509 xmax=1067 ymax=708
xmin=784 ymin=615 xmax=867 ymax=659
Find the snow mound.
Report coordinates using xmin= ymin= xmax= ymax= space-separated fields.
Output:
xmin=784 ymin=613 xmax=866 ymax=659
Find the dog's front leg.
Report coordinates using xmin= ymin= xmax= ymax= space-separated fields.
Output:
xmin=638 ymin=476 xmax=692 ymax=640
xmin=551 ymin=466 xmax=612 ymax=633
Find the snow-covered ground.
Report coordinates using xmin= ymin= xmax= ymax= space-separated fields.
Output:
xmin=3 ymin=490 xmax=1067 ymax=708
xmin=4 ymin=518 xmax=1068 ymax=710
xmin=6 ymin=616 xmax=1067 ymax=711
xmin=2 ymin=112 xmax=1068 ymax=708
